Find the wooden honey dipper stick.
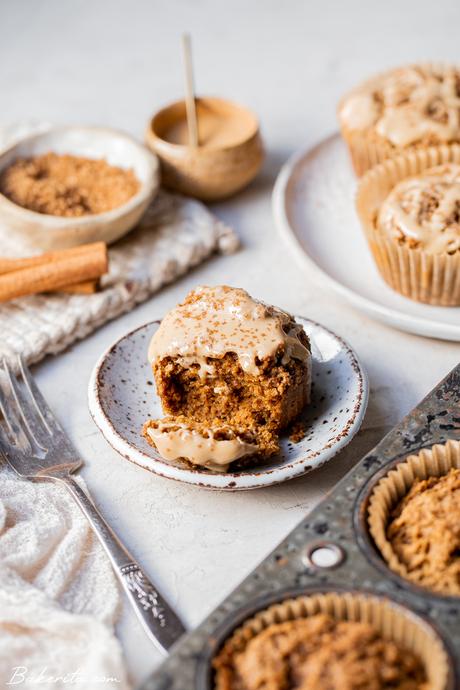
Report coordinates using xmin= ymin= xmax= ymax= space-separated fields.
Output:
xmin=0 ymin=242 xmax=108 ymax=302
xmin=182 ymin=33 xmax=199 ymax=147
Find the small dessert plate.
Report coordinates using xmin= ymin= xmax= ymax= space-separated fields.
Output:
xmin=88 ymin=318 xmax=368 ymax=490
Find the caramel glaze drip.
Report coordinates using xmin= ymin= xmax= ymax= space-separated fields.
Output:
xmin=145 ymin=419 xmax=259 ymax=473
xmin=339 ymin=65 xmax=460 ymax=147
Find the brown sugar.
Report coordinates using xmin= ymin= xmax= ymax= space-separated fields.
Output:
xmin=0 ymin=152 xmax=140 ymax=217
xmin=387 ymin=467 xmax=460 ymax=595
xmin=213 ymin=614 xmax=427 ymax=690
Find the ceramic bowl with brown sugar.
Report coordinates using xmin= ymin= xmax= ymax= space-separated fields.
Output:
xmin=0 ymin=126 xmax=160 ymax=251
xmin=145 ymin=97 xmax=264 ymax=201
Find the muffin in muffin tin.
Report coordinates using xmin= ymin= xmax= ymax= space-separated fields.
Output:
xmin=367 ymin=440 xmax=460 ymax=598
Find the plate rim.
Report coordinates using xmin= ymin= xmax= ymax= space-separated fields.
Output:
xmin=272 ymin=132 xmax=460 ymax=342
xmin=88 ymin=318 xmax=369 ymax=491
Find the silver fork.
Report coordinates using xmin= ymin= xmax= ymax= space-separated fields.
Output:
xmin=0 ymin=356 xmax=186 ymax=654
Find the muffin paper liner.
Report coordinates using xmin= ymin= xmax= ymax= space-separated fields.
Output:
xmin=356 ymin=144 xmax=460 ymax=305
xmin=368 ymin=439 xmax=460 ymax=597
xmin=338 ymin=62 xmax=460 ymax=176
xmin=339 ymin=125 xmax=396 ymax=177
xmin=214 ymin=590 xmax=450 ymax=689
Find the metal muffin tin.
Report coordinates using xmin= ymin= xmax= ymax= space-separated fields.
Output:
xmin=141 ymin=363 xmax=460 ymax=690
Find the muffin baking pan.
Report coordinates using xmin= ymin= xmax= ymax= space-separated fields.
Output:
xmin=140 ymin=363 xmax=460 ymax=690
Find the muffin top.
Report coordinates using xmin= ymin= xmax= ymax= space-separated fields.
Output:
xmin=387 ymin=468 xmax=460 ymax=596
xmin=213 ymin=613 xmax=427 ymax=690
xmin=339 ymin=65 xmax=460 ymax=147
xmin=376 ymin=163 xmax=460 ymax=254
xmin=148 ymin=285 xmax=310 ymax=376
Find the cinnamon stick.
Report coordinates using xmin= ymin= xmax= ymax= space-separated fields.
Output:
xmin=0 ymin=243 xmax=107 ymax=276
xmin=58 ymin=280 xmax=99 ymax=295
xmin=0 ymin=243 xmax=108 ymax=302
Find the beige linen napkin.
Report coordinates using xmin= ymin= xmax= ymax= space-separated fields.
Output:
xmin=0 ymin=467 xmax=129 ymax=689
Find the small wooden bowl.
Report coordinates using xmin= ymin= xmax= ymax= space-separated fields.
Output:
xmin=145 ymin=97 xmax=264 ymax=201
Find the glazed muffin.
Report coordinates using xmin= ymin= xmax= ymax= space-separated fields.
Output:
xmin=356 ymin=148 xmax=460 ymax=305
xmin=212 ymin=592 xmax=446 ymax=690
xmin=143 ymin=285 xmax=312 ymax=471
xmin=368 ymin=440 xmax=460 ymax=597
xmin=377 ymin=163 xmax=460 ymax=256
xmin=338 ymin=63 xmax=460 ymax=175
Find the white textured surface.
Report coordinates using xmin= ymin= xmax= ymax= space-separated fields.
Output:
xmin=1 ymin=1 xmax=460 ymax=688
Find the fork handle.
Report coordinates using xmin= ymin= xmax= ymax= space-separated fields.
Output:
xmin=60 ymin=475 xmax=186 ymax=653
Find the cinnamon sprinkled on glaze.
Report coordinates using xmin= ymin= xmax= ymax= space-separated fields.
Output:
xmin=148 ymin=285 xmax=309 ymax=376
xmin=377 ymin=163 xmax=460 ymax=254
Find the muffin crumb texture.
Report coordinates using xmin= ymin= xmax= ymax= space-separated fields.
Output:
xmin=144 ymin=286 xmax=312 ymax=471
xmin=213 ymin=614 xmax=427 ymax=690
xmin=0 ymin=152 xmax=140 ymax=216
xmin=387 ymin=467 xmax=460 ymax=595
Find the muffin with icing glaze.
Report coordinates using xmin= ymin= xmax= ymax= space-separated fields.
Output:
xmin=356 ymin=148 xmax=460 ymax=305
xmin=338 ymin=63 xmax=460 ymax=175
xmin=143 ymin=285 xmax=312 ymax=471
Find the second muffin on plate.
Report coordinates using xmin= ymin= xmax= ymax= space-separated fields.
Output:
xmin=356 ymin=146 xmax=460 ymax=306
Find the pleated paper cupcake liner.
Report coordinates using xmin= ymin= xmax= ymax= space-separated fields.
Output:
xmin=368 ymin=439 xmax=460 ymax=596
xmin=356 ymin=144 xmax=460 ymax=305
xmin=339 ymin=125 xmax=396 ymax=177
xmin=213 ymin=590 xmax=450 ymax=690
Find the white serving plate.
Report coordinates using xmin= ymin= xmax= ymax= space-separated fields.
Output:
xmin=273 ymin=134 xmax=460 ymax=341
xmin=88 ymin=317 xmax=368 ymax=491
xmin=0 ymin=126 xmax=160 ymax=250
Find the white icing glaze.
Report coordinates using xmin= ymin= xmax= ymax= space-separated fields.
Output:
xmin=145 ymin=420 xmax=259 ymax=472
xmin=148 ymin=285 xmax=310 ymax=376
xmin=339 ymin=65 xmax=460 ymax=147
xmin=339 ymin=93 xmax=380 ymax=130
xmin=377 ymin=164 xmax=460 ymax=254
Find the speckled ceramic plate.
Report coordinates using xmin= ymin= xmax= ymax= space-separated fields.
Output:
xmin=88 ymin=318 xmax=368 ymax=490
